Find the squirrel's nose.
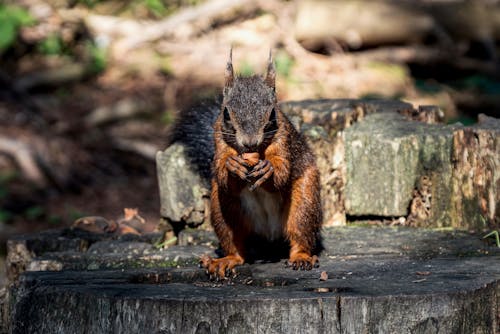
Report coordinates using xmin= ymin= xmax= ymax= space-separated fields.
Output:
xmin=243 ymin=142 xmax=258 ymax=152
xmin=241 ymin=138 xmax=260 ymax=152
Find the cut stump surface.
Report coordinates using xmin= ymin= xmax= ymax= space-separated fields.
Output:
xmin=2 ymin=227 xmax=500 ymax=333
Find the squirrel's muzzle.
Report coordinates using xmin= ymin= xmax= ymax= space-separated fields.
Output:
xmin=238 ymin=135 xmax=262 ymax=153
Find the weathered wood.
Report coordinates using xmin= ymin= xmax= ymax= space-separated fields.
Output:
xmin=3 ymin=227 xmax=500 ymax=334
xmin=157 ymin=99 xmax=499 ymax=229
xmin=344 ymin=111 xmax=499 ymax=229
xmin=344 ymin=112 xmax=456 ymax=220
xmin=157 ymin=99 xmax=415 ymax=227
xmin=451 ymin=115 xmax=500 ymax=229
xmin=157 ymin=144 xmax=210 ymax=226
xmin=280 ymin=99 xmax=414 ymax=226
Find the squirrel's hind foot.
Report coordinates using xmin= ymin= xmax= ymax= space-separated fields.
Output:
xmin=199 ymin=254 xmax=244 ymax=279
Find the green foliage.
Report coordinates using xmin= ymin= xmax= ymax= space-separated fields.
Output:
xmin=0 ymin=4 xmax=35 ymax=52
xmin=56 ymin=87 xmax=71 ymax=98
xmin=0 ymin=171 xmax=18 ymax=223
xmin=417 ymin=75 xmax=500 ymax=96
xmin=453 ymin=75 xmax=500 ymax=94
xmin=48 ymin=215 xmax=63 ymax=225
xmin=158 ymin=55 xmax=173 ymax=75
xmin=0 ymin=20 xmax=16 ymax=52
xmin=38 ymin=34 xmax=63 ymax=55
xmin=0 ymin=171 xmax=17 ymax=183
xmin=86 ymin=41 xmax=108 ymax=73
xmin=239 ymin=60 xmax=254 ymax=77
xmin=360 ymin=93 xmax=385 ymax=100
xmin=414 ymin=79 xmax=443 ymax=94
xmin=25 ymin=205 xmax=44 ymax=220
xmin=0 ymin=210 xmax=12 ymax=223
xmin=446 ymin=116 xmax=476 ymax=126
xmin=145 ymin=0 xmax=167 ymax=17
xmin=142 ymin=0 xmax=203 ymax=18
xmin=161 ymin=110 xmax=174 ymax=125
xmin=275 ymin=51 xmax=294 ymax=78
xmin=0 ymin=186 xmax=7 ymax=200
xmin=75 ymin=0 xmax=102 ymax=8
xmin=68 ymin=207 xmax=87 ymax=222
xmin=483 ymin=230 xmax=500 ymax=248
xmin=367 ymin=61 xmax=407 ymax=80
xmin=154 ymin=236 xmax=177 ymax=249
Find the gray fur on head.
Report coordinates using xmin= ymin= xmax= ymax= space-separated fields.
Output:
xmin=221 ymin=49 xmax=278 ymax=153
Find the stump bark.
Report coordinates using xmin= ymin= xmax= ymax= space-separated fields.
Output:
xmin=2 ymin=227 xmax=500 ymax=334
xmin=157 ymin=99 xmax=499 ymax=229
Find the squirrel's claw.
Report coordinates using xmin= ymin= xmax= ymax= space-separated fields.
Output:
xmin=250 ymin=167 xmax=273 ymax=191
xmin=226 ymin=156 xmax=250 ymax=181
xmin=247 ymin=159 xmax=271 ymax=176
xmin=199 ymin=254 xmax=244 ymax=280
xmin=286 ymin=254 xmax=319 ymax=271
xmin=247 ymin=159 xmax=274 ymax=191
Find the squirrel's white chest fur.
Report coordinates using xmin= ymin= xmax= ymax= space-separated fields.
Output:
xmin=240 ymin=187 xmax=284 ymax=240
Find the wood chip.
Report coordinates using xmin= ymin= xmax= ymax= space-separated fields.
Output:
xmin=412 ymin=278 xmax=427 ymax=283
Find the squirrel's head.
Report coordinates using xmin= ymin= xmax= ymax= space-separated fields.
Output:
xmin=220 ymin=49 xmax=278 ymax=154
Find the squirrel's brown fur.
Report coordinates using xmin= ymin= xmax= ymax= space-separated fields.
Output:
xmin=202 ymin=50 xmax=322 ymax=278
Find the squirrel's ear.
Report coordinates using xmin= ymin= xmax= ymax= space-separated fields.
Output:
xmin=224 ymin=47 xmax=234 ymax=89
xmin=264 ymin=49 xmax=276 ymax=90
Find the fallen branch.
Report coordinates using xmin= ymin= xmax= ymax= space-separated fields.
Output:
xmin=350 ymin=46 xmax=499 ymax=76
xmin=84 ymin=98 xmax=153 ymax=128
xmin=112 ymin=138 xmax=159 ymax=160
xmin=294 ymin=0 xmax=434 ymax=49
xmin=0 ymin=136 xmax=47 ymax=187
xmin=13 ymin=63 xmax=90 ymax=91
xmin=85 ymin=0 xmax=259 ymax=55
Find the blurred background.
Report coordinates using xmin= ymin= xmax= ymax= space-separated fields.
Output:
xmin=0 ymin=0 xmax=499 ymax=275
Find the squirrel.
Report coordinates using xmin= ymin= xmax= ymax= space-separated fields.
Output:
xmin=171 ymin=50 xmax=322 ymax=278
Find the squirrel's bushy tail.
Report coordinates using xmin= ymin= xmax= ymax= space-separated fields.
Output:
xmin=167 ymin=102 xmax=220 ymax=182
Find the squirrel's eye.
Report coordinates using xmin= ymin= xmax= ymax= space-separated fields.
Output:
xmin=223 ymin=107 xmax=230 ymax=121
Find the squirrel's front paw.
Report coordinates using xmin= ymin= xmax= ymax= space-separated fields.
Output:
xmin=226 ymin=156 xmax=250 ymax=181
xmin=200 ymin=254 xmax=244 ymax=279
xmin=286 ymin=253 xmax=319 ymax=271
xmin=247 ymin=159 xmax=274 ymax=191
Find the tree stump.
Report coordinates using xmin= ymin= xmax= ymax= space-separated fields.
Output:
xmin=157 ymin=99 xmax=499 ymax=230
xmin=2 ymin=227 xmax=500 ymax=333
